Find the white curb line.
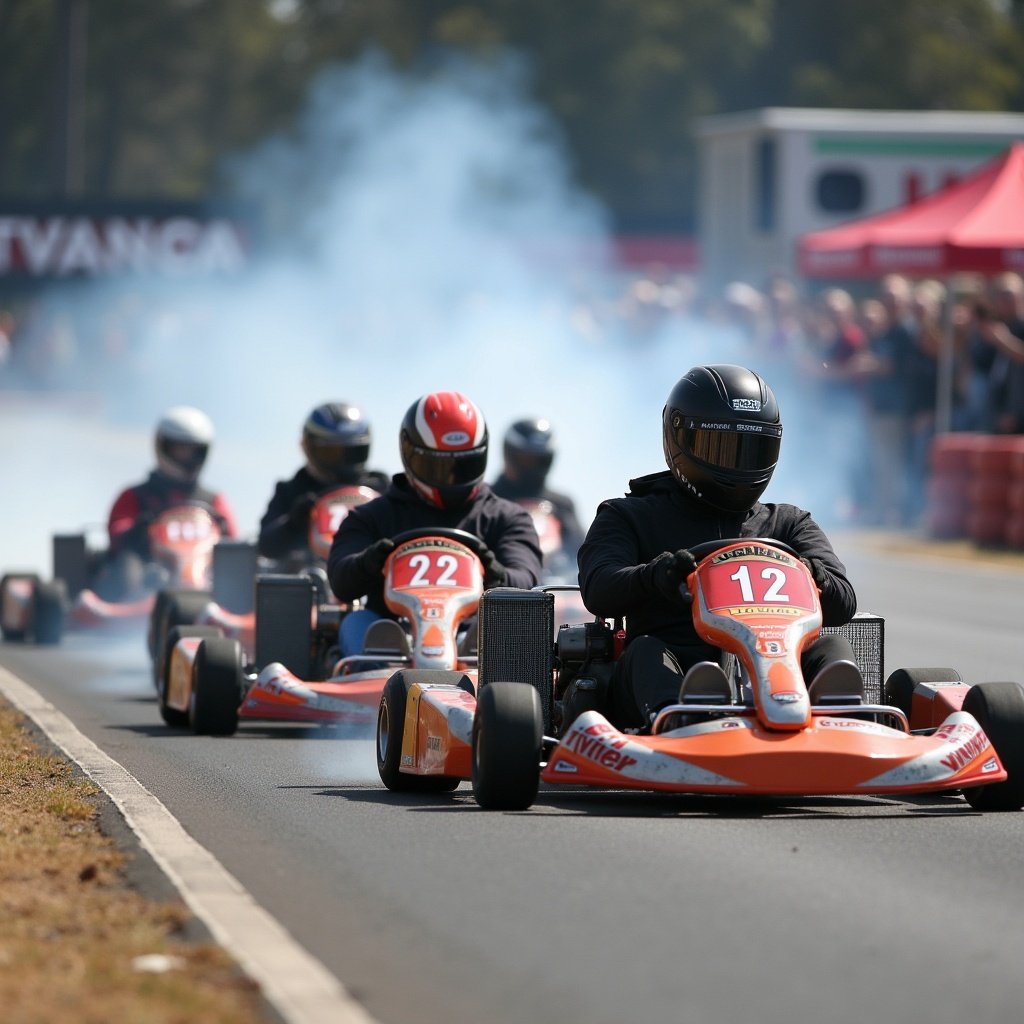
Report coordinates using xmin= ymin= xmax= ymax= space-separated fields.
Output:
xmin=0 ymin=664 xmax=378 ymax=1024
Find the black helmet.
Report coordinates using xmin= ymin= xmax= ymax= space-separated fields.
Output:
xmin=503 ymin=417 xmax=555 ymax=491
xmin=399 ymin=391 xmax=489 ymax=509
xmin=662 ymin=364 xmax=782 ymax=512
xmin=302 ymin=402 xmax=372 ymax=483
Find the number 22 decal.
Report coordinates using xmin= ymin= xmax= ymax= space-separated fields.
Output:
xmin=407 ymin=553 xmax=459 ymax=586
xmin=729 ymin=565 xmax=790 ymax=603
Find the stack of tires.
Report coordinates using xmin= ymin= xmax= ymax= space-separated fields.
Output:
xmin=968 ymin=436 xmax=1024 ymax=547
xmin=1007 ymin=443 xmax=1024 ymax=550
xmin=926 ymin=433 xmax=984 ymax=539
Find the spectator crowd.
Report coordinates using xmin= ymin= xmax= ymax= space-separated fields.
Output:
xmin=3 ymin=267 xmax=1024 ymax=533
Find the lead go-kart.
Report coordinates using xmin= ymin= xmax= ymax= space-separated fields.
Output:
xmin=154 ymin=527 xmax=485 ymax=734
xmin=1 ymin=503 xmax=230 ymax=646
xmin=146 ymin=484 xmax=379 ymax=690
xmin=376 ymin=538 xmax=1024 ymax=812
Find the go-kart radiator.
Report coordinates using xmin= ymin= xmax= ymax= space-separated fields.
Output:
xmin=212 ymin=541 xmax=257 ymax=614
xmin=478 ymin=587 xmax=555 ymax=733
xmin=822 ymin=612 xmax=884 ymax=703
xmin=255 ymin=574 xmax=315 ymax=679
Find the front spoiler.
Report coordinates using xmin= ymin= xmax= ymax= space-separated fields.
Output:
xmin=239 ymin=662 xmax=383 ymax=725
xmin=541 ymin=710 xmax=1005 ymax=796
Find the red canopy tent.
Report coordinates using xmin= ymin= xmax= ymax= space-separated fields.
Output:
xmin=797 ymin=142 xmax=1024 ymax=279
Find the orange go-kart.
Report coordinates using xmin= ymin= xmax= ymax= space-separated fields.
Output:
xmin=376 ymin=538 xmax=1024 ymax=812
xmin=147 ymin=484 xmax=379 ymax=689
xmin=155 ymin=527 xmax=484 ymax=735
xmin=2 ymin=504 xmax=226 ymax=646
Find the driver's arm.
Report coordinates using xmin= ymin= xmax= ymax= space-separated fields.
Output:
xmin=485 ymin=505 xmax=543 ymax=589
xmin=327 ymin=506 xmax=387 ymax=603
xmin=577 ymin=503 xmax=656 ymax=617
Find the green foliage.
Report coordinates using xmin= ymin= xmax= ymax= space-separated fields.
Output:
xmin=0 ymin=0 xmax=1021 ymax=225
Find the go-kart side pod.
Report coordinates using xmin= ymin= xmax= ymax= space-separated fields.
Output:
xmin=961 ymin=681 xmax=1024 ymax=811
xmin=190 ymin=636 xmax=245 ymax=736
xmin=472 ymin=682 xmax=543 ymax=811
xmin=377 ymin=670 xmax=473 ymax=793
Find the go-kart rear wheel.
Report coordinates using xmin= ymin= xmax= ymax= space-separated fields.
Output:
xmin=32 ymin=580 xmax=65 ymax=645
xmin=472 ymin=682 xmax=543 ymax=811
xmin=962 ymin=681 xmax=1024 ymax=811
xmin=883 ymin=667 xmax=962 ymax=724
xmin=376 ymin=670 xmax=465 ymax=793
xmin=158 ymin=625 xmax=222 ymax=728
xmin=190 ymin=637 xmax=244 ymax=736
xmin=1 ymin=573 xmax=38 ymax=643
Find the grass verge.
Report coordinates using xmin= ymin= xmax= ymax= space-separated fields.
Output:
xmin=0 ymin=694 xmax=276 ymax=1024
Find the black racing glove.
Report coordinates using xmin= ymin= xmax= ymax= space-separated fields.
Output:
xmin=800 ymin=556 xmax=830 ymax=591
xmin=647 ymin=548 xmax=697 ymax=604
xmin=287 ymin=491 xmax=318 ymax=528
xmin=121 ymin=510 xmax=156 ymax=552
xmin=478 ymin=546 xmax=510 ymax=589
xmin=356 ymin=537 xmax=395 ymax=578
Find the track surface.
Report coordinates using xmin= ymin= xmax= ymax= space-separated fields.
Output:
xmin=2 ymin=540 xmax=1024 ymax=1024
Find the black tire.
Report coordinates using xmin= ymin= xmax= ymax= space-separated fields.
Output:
xmin=1 ymin=573 xmax=38 ymax=643
xmin=32 ymin=580 xmax=66 ymax=645
xmin=190 ymin=637 xmax=244 ymax=736
xmin=376 ymin=670 xmax=471 ymax=792
xmin=158 ymin=625 xmax=222 ymax=728
xmin=472 ymin=682 xmax=543 ymax=811
xmin=883 ymin=667 xmax=962 ymax=724
xmin=962 ymin=681 xmax=1024 ymax=811
xmin=149 ymin=588 xmax=213 ymax=686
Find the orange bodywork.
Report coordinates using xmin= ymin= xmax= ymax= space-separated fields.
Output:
xmin=399 ymin=682 xmax=476 ymax=778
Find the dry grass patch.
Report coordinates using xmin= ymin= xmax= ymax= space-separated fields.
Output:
xmin=0 ymin=696 xmax=275 ymax=1024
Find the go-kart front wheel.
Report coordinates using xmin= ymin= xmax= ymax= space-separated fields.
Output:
xmin=32 ymin=580 xmax=66 ymax=645
xmin=190 ymin=636 xmax=244 ymax=736
xmin=376 ymin=671 xmax=463 ymax=793
xmin=962 ymin=681 xmax=1024 ymax=811
xmin=472 ymin=682 xmax=543 ymax=811
xmin=158 ymin=625 xmax=221 ymax=728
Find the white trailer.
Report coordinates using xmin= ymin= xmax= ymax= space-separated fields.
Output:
xmin=695 ymin=107 xmax=1024 ymax=288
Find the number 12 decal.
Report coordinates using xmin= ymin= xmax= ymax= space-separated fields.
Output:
xmin=408 ymin=553 xmax=460 ymax=586
xmin=729 ymin=565 xmax=790 ymax=603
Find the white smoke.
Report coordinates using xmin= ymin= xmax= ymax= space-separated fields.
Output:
xmin=0 ymin=50 xmax=849 ymax=577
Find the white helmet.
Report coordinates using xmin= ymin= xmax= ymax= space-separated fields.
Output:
xmin=155 ymin=406 xmax=214 ymax=483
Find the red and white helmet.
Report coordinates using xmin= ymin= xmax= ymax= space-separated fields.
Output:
xmin=399 ymin=391 xmax=489 ymax=509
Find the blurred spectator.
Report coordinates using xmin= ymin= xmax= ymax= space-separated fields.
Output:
xmin=0 ymin=309 xmax=13 ymax=369
xmin=982 ymin=272 xmax=1024 ymax=434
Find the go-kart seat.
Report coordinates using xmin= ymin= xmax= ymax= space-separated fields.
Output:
xmin=362 ymin=619 xmax=411 ymax=657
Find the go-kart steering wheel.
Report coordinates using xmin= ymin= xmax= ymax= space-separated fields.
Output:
xmin=687 ymin=537 xmax=802 ymax=562
xmin=390 ymin=527 xmax=491 ymax=560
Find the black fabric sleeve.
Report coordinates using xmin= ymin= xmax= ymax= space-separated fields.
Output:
xmin=484 ymin=505 xmax=543 ymax=590
xmin=326 ymin=505 xmax=387 ymax=603
xmin=257 ymin=480 xmax=306 ymax=559
xmin=779 ymin=508 xmax=858 ymax=626
xmin=576 ymin=502 xmax=655 ymax=617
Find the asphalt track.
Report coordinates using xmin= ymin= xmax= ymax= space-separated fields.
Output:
xmin=2 ymin=538 xmax=1024 ymax=1024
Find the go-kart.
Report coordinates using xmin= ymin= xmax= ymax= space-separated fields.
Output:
xmin=154 ymin=527 xmax=484 ymax=735
xmin=376 ymin=538 xmax=1024 ymax=812
xmin=1 ymin=503 xmax=227 ymax=646
xmin=146 ymin=484 xmax=379 ymax=687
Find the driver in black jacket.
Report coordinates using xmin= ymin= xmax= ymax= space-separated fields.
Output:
xmin=328 ymin=390 xmax=542 ymax=656
xmin=576 ymin=364 xmax=860 ymax=731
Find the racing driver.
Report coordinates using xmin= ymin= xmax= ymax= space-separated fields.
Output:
xmin=95 ymin=406 xmax=238 ymax=600
xmin=327 ymin=390 xmax=543 ymax=656
xmin=575 ymin=363 xmax=860 ymax=730
xmin=258 ymin=401 xmax=390 ymax=564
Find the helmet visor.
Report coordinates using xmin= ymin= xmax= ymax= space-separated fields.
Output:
xmin=159 ymin=439 xmax=209 ymax=475
xmin=680 ymin=419 xmax=781 ymax=473
xmin=307 ymin=439 xmax=370 ymax=479
xmin=404 ymin=444 xmax=487 ymax=488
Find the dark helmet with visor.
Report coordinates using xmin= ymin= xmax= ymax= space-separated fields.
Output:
xmin=400 ymin=391 xmax=489 ymax=510
xmin=662 ymin=364 xmax=782 ymax=512
xmin=302 ymin=402 xmax=372 ymax=483
xmin=503 ymin=417 xmax=555 ymax=491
